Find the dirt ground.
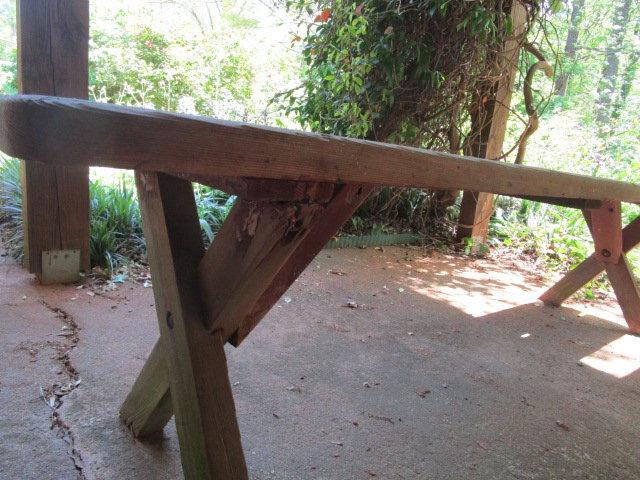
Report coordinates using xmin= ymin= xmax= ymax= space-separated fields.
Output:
xmin=1 ymin=245 xmax=639 ymax=479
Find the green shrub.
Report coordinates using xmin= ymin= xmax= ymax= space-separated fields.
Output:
xmin=0 ymin=156 xmax=23 ymax=262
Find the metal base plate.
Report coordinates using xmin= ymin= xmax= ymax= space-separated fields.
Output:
xmin=41 ymin=249 xmax=81 ymax=285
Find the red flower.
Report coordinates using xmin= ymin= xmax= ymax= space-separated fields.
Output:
xmin=314 ymin=9 xmax=331 ymax=22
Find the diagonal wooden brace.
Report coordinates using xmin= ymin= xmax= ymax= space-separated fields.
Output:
xmin=539 ymin=216 xmax=640 ymax=306
xmin=120 ymin=181 xmax=371 ymax=441
xmin=123 ymin=171 xmax=248 ymax=479
xmin=540 ymin=203 xmax=640 ymax=334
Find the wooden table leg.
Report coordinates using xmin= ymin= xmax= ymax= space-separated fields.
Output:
xmin=605 ymin=255 xmax=640 ymax=334
xmin=120 ymin=182 xmax=371 ymax=444
xmin=126 ymin=171 xmax=247 ymax=479
xmin=540 ymin=216 xmax=640 ymax=306
xmin=541 ymin=206 xmax=640 ymax=335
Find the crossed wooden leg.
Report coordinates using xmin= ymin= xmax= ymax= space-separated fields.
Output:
xmin=120 ymin=171 xmax=371 ymax=479
xmin=540 ymin=202 xmax=640 ymax=334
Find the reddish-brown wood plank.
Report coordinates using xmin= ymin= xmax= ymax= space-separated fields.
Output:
xmin=590 ymin=201 xmax=623 ymax=263
xmin=16 ymin=0 xmax=90 ymax=274
xmin=540 ymin=216 xmax=640 ymax=306
xmin=605 ymin=255 xmax=640 ymax=334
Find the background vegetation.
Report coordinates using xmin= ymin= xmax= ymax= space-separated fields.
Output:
xmin=0 ymin=0 xmax=638 ymax=298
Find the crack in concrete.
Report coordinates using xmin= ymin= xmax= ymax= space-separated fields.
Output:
xmin=40 ymin=301 xmax=86 ymax=479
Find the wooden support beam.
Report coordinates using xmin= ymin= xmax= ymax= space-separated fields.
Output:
xmin=131 ymin=171 xmax=247 ymax=479
xmin=540 ymin=216 xmax=640 ymax=305
xmin=590 ymin=201 xmax=623 ymax=263
xmin=190 ymin=175 xmax=336 ymax=203
xmin=119 ymin=339 xmax=173 ymax=438
xmin=16 ymin=0 xmax=90 ymax=277
xmin=120 ymin=183 xmax=371 ymax=438
xmin=457 ymin=0 xmax=528 ymax=243
xmin=541 ymin=207 xmax=640 ymax=334
xmin=513 ymin=195 xmax=602 ymax=210
xmin=198 ymin=198 xmax=325 ymax=340
xmin=3 ymin=96 xmax=640 ymax=204
xmin=230 ymin=184 xmax=372 ymax=345
xmin=605 ymin=255 xmax=640 ymax=334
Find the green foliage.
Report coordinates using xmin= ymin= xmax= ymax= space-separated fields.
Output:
xmin=89 ymin=176 xmax=144 ymax=271
xmin=193 ymin=183 xmax=235 ymax=246
xmin=281 ymin=0 xmax=537 ymax=143
xmin=89 ymin=13 xmax=254 ymax=117
xmin=0 ymin=155 xmax=23 ymax=262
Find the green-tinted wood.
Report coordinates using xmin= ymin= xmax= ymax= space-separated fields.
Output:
xmin=134 ymin=171 xmax=247 ymax=479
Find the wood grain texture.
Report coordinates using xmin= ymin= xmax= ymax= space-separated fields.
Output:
xmin=590 ymin=201 xmax=623 ymax=263
xmin=2 ymin=95 xmax=640 ymax=204
xmin=190 ymin=175 xmax=336 ymax=202
xmin=197 ymin=198 xmax=324 ymax=340
xmin=135 ymin=171 xmax=247 ymax=479
xmin=457 ymin=0 xmax=528 ymax=241
xmin=605 ymin=254 xmax=640 ymax=334
xmin=17 ymin=1 xmax=90 ymax=274
xmin=230 ymin=183 xmax=372 ymax=345
xmin=119 ymin=339 xmax=173 ymax=438
xmin=540 ymin=216 xmax=640 ymax=316
xmin=118 ymin=183 xmax=371 ymax=433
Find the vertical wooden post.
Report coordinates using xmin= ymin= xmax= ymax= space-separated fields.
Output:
xmin=456 ymin=0 xmax=527 ymax=244
xmin=17 ymin=0 xmax=90 ymax=280
xmin=135 ymin=171 xmax=248 ymax=479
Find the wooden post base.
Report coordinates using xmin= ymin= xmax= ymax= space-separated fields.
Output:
xmin=119 ymin=174 xmax=371 ymax=478
xmin=540 ymin=204 xmax=640 ymax=334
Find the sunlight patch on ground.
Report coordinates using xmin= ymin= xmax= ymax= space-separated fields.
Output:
xmin=580 ymin=335 xmax=640 ymax=378
xmin=405 ymin=259 xmax=539 ymax=317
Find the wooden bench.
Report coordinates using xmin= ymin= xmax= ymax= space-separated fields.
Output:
xmin=1 ymin=94 xmax=639 ymax=479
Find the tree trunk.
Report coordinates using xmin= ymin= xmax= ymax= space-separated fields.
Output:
xmin=612 ymin=21 xmax=640 ymax=118
xmin=595 ymin=0 xmax=633 ymax=123
xmin=554 ymin=0 xmax=585 ymax=96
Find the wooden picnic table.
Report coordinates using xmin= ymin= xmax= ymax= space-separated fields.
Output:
xmin=1 ymin=94 xmax=639 ymax=479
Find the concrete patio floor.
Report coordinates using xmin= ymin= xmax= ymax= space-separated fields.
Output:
xmin=1 ymin=246 xmax=639 ymax=479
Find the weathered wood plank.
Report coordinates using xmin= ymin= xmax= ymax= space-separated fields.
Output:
xmin=2 ymin=95 xmax=640 ymax=204
xmin=512 ymin=195 xmax=602 ymax=210
xmin=197 ymin=198 xmax=324 ymax=340
xmin=119 ymin=183 xmax=371 ymax=434
xmin=134 ymin=171 xmax=247 ymax=479
xmin=230 ymin=184 xmax=372 ymax=345
xmin=16 ymin=1 xmax=90 ymax=275
xmin=540 ymin=216 xmax=640 ymax=306
xmin=590 ymin=201 xmax=623 ymax=263
xmin=190 ymin=175 xmax=336 ymax=202
xmin=119 ymin=339 xmax=173 ymax=438
xmin=605 ymin=254 xmax=640 ymax=334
